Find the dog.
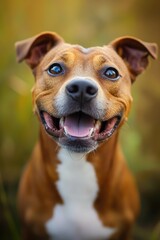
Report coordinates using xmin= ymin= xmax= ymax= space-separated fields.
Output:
xmin=15 ymin=32 xmax=157 ymax=240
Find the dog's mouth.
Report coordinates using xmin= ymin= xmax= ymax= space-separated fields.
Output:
xmin=40 ymin=111 xmax=122 ymax=142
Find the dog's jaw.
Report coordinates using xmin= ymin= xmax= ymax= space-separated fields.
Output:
xmin=39 ymin=110 xmax=123 ymax=153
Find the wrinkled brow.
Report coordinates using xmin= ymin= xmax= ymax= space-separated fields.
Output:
xmin=74 ymin=45 xmax=94 ymax=54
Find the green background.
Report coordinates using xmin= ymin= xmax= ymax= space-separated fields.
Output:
xmin=0 ymin=0 xmax=160 ymax=239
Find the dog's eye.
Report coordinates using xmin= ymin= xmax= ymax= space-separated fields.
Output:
xmin=103 ymin=67 xmax=120 ymax=81
xmin=47 ymin=63 xmax=64 ymax=76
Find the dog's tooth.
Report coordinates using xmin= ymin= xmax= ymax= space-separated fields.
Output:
xmin=95 ymin=120 xmax=101 ymax=131
xmin=88 ymin=128 xmax=94 ymax=137
xmin=93 ymin=120 xmax=101 ymax=140
xmin=64 ymin=126 xmax=68 ymax=135
xmin=60 ymin=117 xmax=64 ymax=128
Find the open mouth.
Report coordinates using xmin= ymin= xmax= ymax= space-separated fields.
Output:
xmin=40 ymin=111 xmax=122 ymax=141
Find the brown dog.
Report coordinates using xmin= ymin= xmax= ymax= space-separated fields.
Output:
xmin=15 ymin=32 xmax=157 ymax=240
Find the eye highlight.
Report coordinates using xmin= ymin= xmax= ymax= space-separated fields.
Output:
xmin=103 ymin=67 xmax=120 ymax=81
xmin=47 ymin=63 xmax=64 ymax=76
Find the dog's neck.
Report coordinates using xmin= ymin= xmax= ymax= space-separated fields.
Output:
xmin=38 ymin=125 xmax=120 ymax=184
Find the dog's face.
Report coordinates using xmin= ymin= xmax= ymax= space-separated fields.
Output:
xmin=33 ymin=45 xmax=131 ymax=152
xmin=15 ymin=32 xmax=157 ymax=152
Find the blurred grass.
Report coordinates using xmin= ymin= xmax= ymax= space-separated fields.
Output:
xmin=0 ymin=0 xmax=160 ymax=239
xmin=0 ymin=173 xmax=20 ymax=240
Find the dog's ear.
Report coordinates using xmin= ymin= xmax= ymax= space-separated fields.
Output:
xmin=110 ymin=36 xmax=158 ymax=82
xmin=15 ymin=32 xmax=63 ymax=69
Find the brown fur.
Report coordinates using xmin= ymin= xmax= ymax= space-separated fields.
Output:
xmin=15 ymin=32 xmax=158 ymax=240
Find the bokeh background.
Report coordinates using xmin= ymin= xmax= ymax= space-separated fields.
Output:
xmin=0 ymin=0 xmax=160 ymax=239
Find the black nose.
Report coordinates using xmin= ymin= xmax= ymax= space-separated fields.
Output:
xmin=66 ymin=79 xmax=98 ymax=102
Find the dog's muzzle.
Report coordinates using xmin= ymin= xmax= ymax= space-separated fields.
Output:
xmin=39 ymin=79 xmax=123 ymax=152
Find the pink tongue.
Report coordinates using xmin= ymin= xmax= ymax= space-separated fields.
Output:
xmin=64 ymin=113 xmax=94 ymax=138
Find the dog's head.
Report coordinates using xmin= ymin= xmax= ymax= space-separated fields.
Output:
xmin=15 ymin=32 xmax=157 ymax=152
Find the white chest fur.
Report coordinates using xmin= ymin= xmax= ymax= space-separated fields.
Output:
xmin=45 ymin=149 xmax=115 ymax=240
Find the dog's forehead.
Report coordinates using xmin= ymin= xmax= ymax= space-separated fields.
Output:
xmin=74 ymin=45 xmax=93 ymax=54
xmin=51 ymin=43 xmax=116 ymax=63
xmin=66 ymin=44 xmax=113 ymax=55
xmin=42 ymin=43 xmax=122 ymax=70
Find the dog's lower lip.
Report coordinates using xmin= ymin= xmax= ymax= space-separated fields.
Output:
xmin=40 ymin=111 xmax=122 ymax=141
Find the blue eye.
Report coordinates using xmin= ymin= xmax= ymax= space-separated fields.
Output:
xmin=104 ymin=67 xmax=120 ymax=81
xmin=47 ymin=63 xmax=64 ymax=76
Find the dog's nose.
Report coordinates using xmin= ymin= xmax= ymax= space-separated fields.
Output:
xmin=66 ymin=79 xmax=98 ymax=102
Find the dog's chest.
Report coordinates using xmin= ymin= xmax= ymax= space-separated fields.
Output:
xmin=45 ymin=149 xmax=114 ymax=240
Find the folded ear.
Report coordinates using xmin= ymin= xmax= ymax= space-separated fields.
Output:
xmin=110 ymin=36 xmax=158 ymax=82
xmin=15 ymin=32 xmax=63 ymax=69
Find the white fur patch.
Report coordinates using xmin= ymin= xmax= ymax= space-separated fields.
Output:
xmin=45 ymin=149 xmax=115 ymax=240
